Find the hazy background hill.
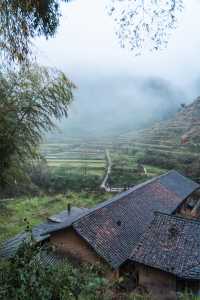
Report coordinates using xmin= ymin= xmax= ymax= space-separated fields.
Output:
xmin=123 ymin=96 xmax=200 ymax=147
xmin=47 ymin=73 xmax=194 ymax=141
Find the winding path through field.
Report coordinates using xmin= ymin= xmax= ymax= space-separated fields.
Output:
xmin=100 ymin=149 xmax=112 ymax=191
xmin=100 ymin=150 xmax=125 ymax=193
xmin=100 ymin=149 xmax=151 ymax=193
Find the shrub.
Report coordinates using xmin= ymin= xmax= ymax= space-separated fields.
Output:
xmin=0 ymin=242 xmax=108 ymax=300
xmin=179 ymin=291 xmax=200 ymax=300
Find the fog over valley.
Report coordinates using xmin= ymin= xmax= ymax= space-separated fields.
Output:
xmin=53 ymin=74 xmax=188 ymax=138
xmin=35 ymin=0 xmax=200 ymax=139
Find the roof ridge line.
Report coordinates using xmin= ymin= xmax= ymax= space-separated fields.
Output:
xmin=73 ymin=171 xmax=176 ymax=223
xmin=154 ymin=211 xmax=200 ymax=225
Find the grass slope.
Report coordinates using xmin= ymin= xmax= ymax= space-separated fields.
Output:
xmin=120 ymin=97 xmax=200 ymax=151
xmin=0 ymin=192 xmax=112 ymax=243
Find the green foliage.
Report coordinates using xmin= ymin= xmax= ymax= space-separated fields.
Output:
xmin=129 ymin=295 xmax=150 ymax=300
xmin=108 ymin=0 xmax=183 ymax=55
xmin=36 ymin=166 xmax=102 ymax=193
xmin=0 ymin=192 xmax=111 ymax=243
xmin=0 ymin=64 xmax=75 ymax=188
xmin=179 ymin=291 xmax=200 ymax=300
xmin=108 ymin=168 xmax=147 ymax=188
xmin=0 ymin=0 xmax=70 ymax=63
xmin=137 ymin=149 xmax=200 ymax=182
xmin=108 ymin=153 xmax=148 ymax=187
xmin=0 ymin=242 xmax=108 ymax=300
xmin=137 ymin=149 xmax=177 ymax=170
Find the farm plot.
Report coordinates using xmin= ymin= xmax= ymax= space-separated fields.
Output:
xmin=47 ymin=159 xmax=106 ymax=177
xmin=41 ymin=140 xmax=170 ymax=190
xmin=107 ymin=151 xmax=167 ymax=188
xmin=41 ymin=143 xmax=107 ymax=179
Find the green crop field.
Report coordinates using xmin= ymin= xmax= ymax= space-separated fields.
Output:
xmin=47 ymin=159 xmax=105 ymax=168
xmin=40 ymin=139 xmax=175 ymax=190
xmin=40 ymin=133 xmax=200 ymax=190
xmin=40 ymin=142 xmax=107 ymax=179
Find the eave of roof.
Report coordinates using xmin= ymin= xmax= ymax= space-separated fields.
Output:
xmin=74 ymin=170 xmax=199 ymax=222
xmin=130 ymin=212 xmax=200 ymax=280
xmin=1 ymin=171 xmax=199 ymax=267
xmin=32 ymin=207 xmax=89 ymax=241
xmin=74 ymin=170 xmax=198 ymax=268
xmin=0 ymin=207 xmax=89 ymax=259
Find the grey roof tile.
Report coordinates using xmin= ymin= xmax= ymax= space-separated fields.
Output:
xmin=0 ymin=232 xmax=30 ymax=258
xmin=130 ymin=212 xmax=200 ymax=280
xmin=1 ymin=171 xmax=199 ymax=267
xmin=32 ymin=207 xmax=89 ymax=241
xmin=0 ymin=207 xmax=89 ymax=259
xmin=159 ymin=170 xmax=199 ymax=199
xmin=74 ymin=171 xmax=199 ymax=268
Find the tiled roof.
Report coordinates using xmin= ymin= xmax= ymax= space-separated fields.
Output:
xmin=0 ymin=207 xmax=89 ymax=259
xmin=158 ymin=170 xmax=199 ymax=199
xmin=130 ymin=212 xmax=200 ymax=280
xmin=0 ymin=232 xmax=66 ymax=266
xmin=32 ymin=207 xmax=89 ymax=241
xmin=1 ymin=171 xmax=199 ymax=267
xmin=0 ymin=232 xmax=30 ymax=259
xmin=73 ymin=171 xmax=199 ymax=268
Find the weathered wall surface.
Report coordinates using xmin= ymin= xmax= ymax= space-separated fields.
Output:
xmin=50 ymin=227 xmax=101 ymax=265
xmin=178 ymin=191 xmax=200 ymax=218
xmin=136 ymin=264 xmax=177 ymax=300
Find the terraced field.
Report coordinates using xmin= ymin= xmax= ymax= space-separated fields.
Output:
xmin=40 ymin=97 xmax=200 ymax=187
xmin=117 ymin=97 xmax=200 ymax=157
xmin=41 ymin=137 xmax=170 ymax=190
xmin=40 ymin=142 xmax=107 ymax=179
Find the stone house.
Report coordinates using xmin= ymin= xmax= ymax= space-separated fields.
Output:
xmin=130 ymin=212 xmax=200 ymax=299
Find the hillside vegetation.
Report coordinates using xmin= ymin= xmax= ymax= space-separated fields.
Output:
xmin=121 ymin=96 xmax=200 ymax=150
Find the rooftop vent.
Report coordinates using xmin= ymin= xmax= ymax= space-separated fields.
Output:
xmin=117 ymin=220 xmax=121 ymax=226
xmin=67 ymin=203 xmax=71 ymax=215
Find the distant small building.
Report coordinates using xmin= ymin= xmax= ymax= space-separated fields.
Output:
xmin=130 ymin=212 xmax=200 ymax=298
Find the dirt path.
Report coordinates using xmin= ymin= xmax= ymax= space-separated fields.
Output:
xmin=100 ymin=150 xmax=124 ymax=193
xmin=100 ymin=149 xmax=112 ymax=191
xmin=143 ymin=166 xmax=148 ymax=175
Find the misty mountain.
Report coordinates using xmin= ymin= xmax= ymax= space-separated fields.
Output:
xmin=48 ymin=73 xmax=190 ymax=140
xmin=123 ymin=96 xmax=200 ymax=146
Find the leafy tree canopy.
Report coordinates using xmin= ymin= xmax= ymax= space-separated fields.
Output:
xmin=0 ymin=0 xmax=185 ymax=63
xmin=0 ymin=64 xmax=75 ymax=187
xmin=107 ymin=0 xmax=184 ymax=55
xmin=0 ymin=0 xmax=69 ymax=63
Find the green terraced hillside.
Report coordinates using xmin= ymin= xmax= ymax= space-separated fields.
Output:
xmin=119 ymin=96 xmax=200 ymax=153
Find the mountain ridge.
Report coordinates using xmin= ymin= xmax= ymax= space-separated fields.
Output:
xmin=121 ymin=96 xmax=200 ymax=147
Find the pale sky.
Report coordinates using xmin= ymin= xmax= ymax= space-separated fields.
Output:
xmin=34 ymin=0 xmax=200 ymax=89
xmin=34 ymin=0 xmax=200 ymax=136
